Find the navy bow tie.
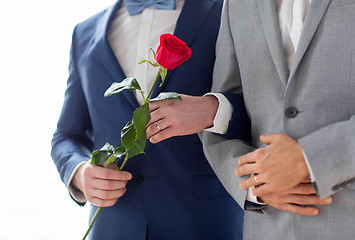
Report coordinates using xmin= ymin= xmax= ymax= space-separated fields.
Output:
xmin=124 ymin=0 xmax=176 ymax=16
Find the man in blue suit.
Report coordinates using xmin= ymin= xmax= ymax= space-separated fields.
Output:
xmin=51 ymin=0 xmax=250 ymax=239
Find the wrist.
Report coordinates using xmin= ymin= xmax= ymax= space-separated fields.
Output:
xmin=202 ymin=95 xmax=219 ymax=129
xmin=72 ymin=163 xmax=86 ymax=193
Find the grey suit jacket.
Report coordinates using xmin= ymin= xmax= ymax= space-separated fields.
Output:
xmin=202 ymin=0 xmax=355 ymax=239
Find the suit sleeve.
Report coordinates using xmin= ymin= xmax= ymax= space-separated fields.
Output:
xmin=298 ymin=115 xmax=355 ymax=199
xmin=200 ymin=0 xmax=263 ymax=212
xmin=51 ymin=27 xmax=93 ymax=206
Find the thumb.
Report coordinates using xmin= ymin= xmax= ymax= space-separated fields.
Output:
xmin=260 ymin=134 xmax=277 ymax=145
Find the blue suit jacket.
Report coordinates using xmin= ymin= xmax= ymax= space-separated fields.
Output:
xmin=51 ymin=0 xmax=250 ymax=239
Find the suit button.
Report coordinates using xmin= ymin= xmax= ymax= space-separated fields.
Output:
xmin=332 ymin=184 xmax=341 ymax=192
xmin=136 ymin=175 xmax=144 ymax=184
xmin=285 ymin=107 xmax=298 ymax=118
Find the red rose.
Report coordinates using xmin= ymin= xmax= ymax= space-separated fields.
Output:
xmin=156 ymin=33 xmax=192 ymax=70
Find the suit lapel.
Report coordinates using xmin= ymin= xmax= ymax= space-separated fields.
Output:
xmin=288 ymin=0 xmax=331 ymax=82
xmin=150 ymin=0 xmax=218 ymax=99
xmin=257 ymin=0 xmax=289 ymax=87
xmin=92 ymin=0 xmax=139 ymax=109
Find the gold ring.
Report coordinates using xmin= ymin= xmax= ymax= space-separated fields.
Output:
xmin=254 ymin=175 xmax=259 ymax=184
xmin=155 ymin=122 xmax=161 ymax=131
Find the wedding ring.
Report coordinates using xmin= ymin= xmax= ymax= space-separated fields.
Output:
xmin=254 ymin=175 xmax=259 ymax=184
xmin=155 ymin=122 xmax=161 ymax=131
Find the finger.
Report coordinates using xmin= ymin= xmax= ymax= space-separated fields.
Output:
xmin=146 ymin=122 xmax=158 ymax=140
xmin=281 ymin=203 xmax=320 ymax=216
xmin=235 ymin=163 xmax=257 ymax=177
xmin=146 ymin=119 xmax=168 ymax=139
xmin=149 ymin=126 xmax=176 ymax=144
xmin=90 ymin=167 xmax=132 ymax=181
xmin=89 ymin=197 xmax=119 ymax=208
xmin=253 ymin=181 xmax=316 ymax=196
xmin=238 ymin=152 xmax=256 ymax=166
xmin=239 ymin=174 xmax=264 ymax=190
xmin=91 ymin=188 xmax=127 ymax=201
xmin=301 ymin=177 xmax=312 ymax=183
xmin=90 ymin=178 xmax=129 ymax=191
xmin=289 ymin=183 xmax=317 ymax=195
xmin=252 ymin=183 xmax=276 ymax=196
xmin=286 ymin=194 xmax=333 ymax=206
xmin=104 ymin=162 xmax=118 ymax=170
xmin=147 ymin=107 xmax=164 ymax=128
xmin=259 ymin=134 xmax=277 ymax=145
xmin=289 ymin=183 xmax=316 ymax=195
xmin=148 ymin=101 xmax=162 ymax=113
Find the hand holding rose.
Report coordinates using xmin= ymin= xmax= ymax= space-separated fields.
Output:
xmin=146 ymin=94 xmax=219 ymax=143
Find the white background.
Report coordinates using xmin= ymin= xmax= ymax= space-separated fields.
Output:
xmin=0 ymin=1 xmax=115 ymax=239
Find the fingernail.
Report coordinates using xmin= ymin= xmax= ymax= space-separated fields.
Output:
xmin=312 ymin=209 xmax=319 ymax=215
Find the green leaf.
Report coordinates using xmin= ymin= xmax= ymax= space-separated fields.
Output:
xmin=105 ymin=146 xmax=127 ymax=166
xmin=104 ymin=78 xmax=141 ymax=97
xmin=91 ymin=150 xmax=108 ymax=166
xmin=121 ymin=121 xmax=147 ymax=158
xmin=105 ymin=154 xmax=117 ymax=165
xmin=149 ymin=92 xmax=182 ymax=102
xmin=159 ymin=67 xmax=168 ymax=87
xmin=100 ymin=143 xmax=115 ymax=152
xmin=133 ymin=103 xmax=151 ymax=140
xmin=113 ymin=146 xmax=127 ymax=158
xmin=90 ymin=143 xmax=115 ymax=166
xmin=119 ymin=104 xmax=150 ymax=159
xmin=159 ymin=67 xmax=168 ymax=86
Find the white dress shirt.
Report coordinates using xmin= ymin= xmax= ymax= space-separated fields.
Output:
xmin=108 ymin=1 xmax=183 ymax=105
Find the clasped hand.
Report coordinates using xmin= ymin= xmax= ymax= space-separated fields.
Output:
xmin=235 ymin=133 xmax=332 ymax=216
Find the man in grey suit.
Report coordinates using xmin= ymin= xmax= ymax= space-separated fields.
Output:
xmin=199 ymin=0 xmax=355 ymax=239
xmin=147 ymin=0 xmax=355 ymax=239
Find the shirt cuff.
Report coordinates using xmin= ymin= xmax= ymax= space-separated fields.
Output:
xmin=67 ymin=161 xmax=87 ymax=203
xmin=302 ymin=149 xmax=316 ymax=182
xmin=203 ymin=93 xmax=233 ymax=134
xmin=246 ymin=178 xmax=267 ymax=205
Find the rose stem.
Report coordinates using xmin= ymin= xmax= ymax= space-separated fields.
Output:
xmin=82 ymin=207 xmax=102 ymax=240
xmin=146 ymin=67 xmax=162 ymax=101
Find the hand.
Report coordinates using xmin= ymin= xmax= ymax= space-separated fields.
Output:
xmin=72 ymin=161 xmax=132 ymax=207
xmin=146 ymin=94 xmax=219 ymax=143
xmin=235 ymin=133 xmax=309 ymax=196
xmin=257 ymin=182 xmax=332 ymax=216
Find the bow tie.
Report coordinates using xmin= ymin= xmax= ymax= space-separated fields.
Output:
xmin=124 ymin=0 xmax=176 ymax=16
